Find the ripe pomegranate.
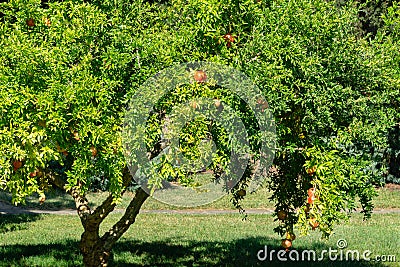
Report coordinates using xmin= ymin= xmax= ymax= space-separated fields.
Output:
xmin=281 ymin=239 xmax=292 ymax=250
xmin=26 ymin=18 xmax=35 ymax=27
xmin=73 ymin=131 xmax=80 ymax=141
xmin=29 ymin=171 xmax=37 ymax=177
xmin=194 ymin=70 xmax=207 ymax=83
xmin=306 ymin=166 xmax=316 ymax=175
xmin=307 ymin=195 xmax=315 ymax=204
xmin=223 ymin=33 xmax=235 ymax=47
xmin=13 ymin=160 xmax=22 ymax=171
xmin=90 ymin=146 xmax=98 ymax=157
xmin=277 ymin=210 xmax=288 ymax=220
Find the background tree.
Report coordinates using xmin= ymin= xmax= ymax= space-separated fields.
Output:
xmin=0 ymin=0 xmax=399 ymax=266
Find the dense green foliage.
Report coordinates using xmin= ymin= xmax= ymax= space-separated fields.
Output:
xmin=0 ymin=0 xmax=399 ymax=245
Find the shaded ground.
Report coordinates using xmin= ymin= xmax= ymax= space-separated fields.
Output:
xmin=1 ymin=199 xmax=400 ymax=216
xmin=1 ymin=213 xmax=398 ymax=266
xmin=0 ymin=238 xmax=393 ymax=267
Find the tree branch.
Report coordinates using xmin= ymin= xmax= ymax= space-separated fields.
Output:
xmin=89 ymin=166 xmax=138 ymax=227
xmin=46 ymin=152 xmax=148 ymax=246
xmin=45 ymin=170 xmax=91 ymax=222
xmin=101 ymin=187 xmax=148 ymax=251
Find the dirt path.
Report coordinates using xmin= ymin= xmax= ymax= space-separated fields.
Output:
xmin=1 ymin=200 xmax=400 ymax=216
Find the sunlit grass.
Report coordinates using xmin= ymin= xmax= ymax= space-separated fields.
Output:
xmin=0 ymin=213 xmax=399 ymax=266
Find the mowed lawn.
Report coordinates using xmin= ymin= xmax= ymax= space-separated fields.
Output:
xmin=0 ymin=186 xmax=400 ymax=266
xmin=0 ymin=212 xmax=399 ymax=266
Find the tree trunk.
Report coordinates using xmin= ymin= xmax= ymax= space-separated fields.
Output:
xmin=47 ymin=167 xmax=148 ymax=267
xmin=79 ymin=187 xmax=148 ymax=267
xmin=80 ymin=230 xmax=110 ymax=267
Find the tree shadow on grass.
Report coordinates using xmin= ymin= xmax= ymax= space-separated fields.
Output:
xmin=0 ymin=239 xmax=82 ymax=267
xmin=111 ymin=237 xmax=390 ymax=267
xmin=0 ymin=214 xmax=42 ymax=234
xmin=0 ymin=236 xmax=392 ymax=266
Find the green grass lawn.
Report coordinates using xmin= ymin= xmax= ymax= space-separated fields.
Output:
xmin=1 ymin=185 xmax=400 ymax=211
xmin=0 ymin=213 xmax=399 ymax=266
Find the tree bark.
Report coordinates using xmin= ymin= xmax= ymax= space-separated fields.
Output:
xmin=80 ymin=229 xmax=109 ymax=267
xmin=47 ymin=166 xmax=149 ymax=267
xmin=102 ymin=188 xmax=148 ymax=251
xmin=79 ymin=188 xmax=148 ymax=267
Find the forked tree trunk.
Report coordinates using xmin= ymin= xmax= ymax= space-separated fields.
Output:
xmin=47 ymin=165 xmax=148 ymax=267
xmin=79 ymin=188 xmax=149 ymax=267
